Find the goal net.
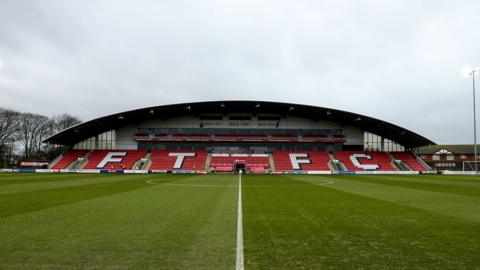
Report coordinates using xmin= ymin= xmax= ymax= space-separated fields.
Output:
xmin=463 ymin=161 xmax=480 ymax=171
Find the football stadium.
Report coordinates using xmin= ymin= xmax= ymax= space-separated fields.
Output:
xmin=43 ymin=100 xmax=434 ymax=174
xmin=2 ymin=1 xmax=480 ymax=269
xmin=1 ymin=100 xmax=480 ymax=269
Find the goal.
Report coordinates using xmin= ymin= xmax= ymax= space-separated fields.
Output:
xmin=462 ymin=161 xmax=480 ymax=171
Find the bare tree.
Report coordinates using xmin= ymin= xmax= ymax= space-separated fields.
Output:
xmin=2 ymin=110 xmax=81 ymax=163
xmin=0 ymin=108 xmax=19 ymax=166
xmin=0 ymin=108 xmax=19 ymax=144
xmin=52 ymin=114 xmax=81 ymax=133
xmin=16 ymin=112 xmax=49 ymax=159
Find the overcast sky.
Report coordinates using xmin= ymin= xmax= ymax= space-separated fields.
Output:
xmin=1 ymin=0 xmax=479 ymax=144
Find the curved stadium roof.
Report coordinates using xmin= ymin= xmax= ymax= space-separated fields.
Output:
xmin=44 ymin=101 xmax=435 ymax=148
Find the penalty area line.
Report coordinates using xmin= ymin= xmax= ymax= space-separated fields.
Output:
xmin=236 ymin=173 xmax=244 ymax=270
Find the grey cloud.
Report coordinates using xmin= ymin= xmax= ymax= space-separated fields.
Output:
xmin=1 ymin=0 xmax=480 ymax=144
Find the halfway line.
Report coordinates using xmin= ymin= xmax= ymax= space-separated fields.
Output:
xmin=236 ymin=173 xmax=244 ymax=270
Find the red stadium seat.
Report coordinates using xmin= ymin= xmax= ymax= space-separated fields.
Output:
xmin=51 ymin=150 xmax=89 ymax=169
xmin=391 ymin=152 xmax=430 ymax=171
xmin=210 ymin=154 xmax=270 ymax=170
xmin=149 ymin=150 xmax=207 ymax=170
xmin=52 ymin=149 xmax=426 ymax=172
xmin=82 ymin=150 xmax=147 ymax=170
xmin=332 ymin=151 xmax=396 ymax=171
xmin=272 ymin=151 xmax=330 ymax=171
xmin=215 ymin=166 xmax=234 ymax=172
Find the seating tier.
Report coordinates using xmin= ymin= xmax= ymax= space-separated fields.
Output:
xmin=272 ymin=151 xmax=331 ymax=171
xmin=210 ymin=154 xmax=270 ymax=169
xmin=391 ymin=152 xmax=429 ymax=171
xmin=51 ymin=150 xmax=88 ymax=169
xmin=332 ymin=151 xmax=396 ymax=171
xmin=83 ymin=150 xmax=147 ymax=169
xmin=150 ymin=150 xmax=207 ymax=170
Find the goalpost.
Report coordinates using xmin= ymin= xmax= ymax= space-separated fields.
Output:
xmin=462 ymin=161 xmax=480 ymax=172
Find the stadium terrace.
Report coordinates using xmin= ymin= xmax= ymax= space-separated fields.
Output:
xmin=42 ymin=101 xmax=435 ymax=174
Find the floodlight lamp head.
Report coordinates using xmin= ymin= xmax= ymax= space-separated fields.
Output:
xmin=462 ymin=66 xmax=480 ymax=77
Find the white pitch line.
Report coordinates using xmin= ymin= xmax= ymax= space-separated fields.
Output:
xmin=146 ymin=178 xmax=176 ymax=184
xmin=164 ymin=183 xmax=231 ymax=187
xmin=236 ymin=173 xmax=244 ymax=270
xmin=312 ymin=180 xmax=334 ymax=186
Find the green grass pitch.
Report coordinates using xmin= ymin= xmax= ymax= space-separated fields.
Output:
xmin=1 ymin=173 xmax=480 ymax=269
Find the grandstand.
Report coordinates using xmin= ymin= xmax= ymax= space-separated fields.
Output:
xmin=44 ymin=101 xmax=435 ymax=173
